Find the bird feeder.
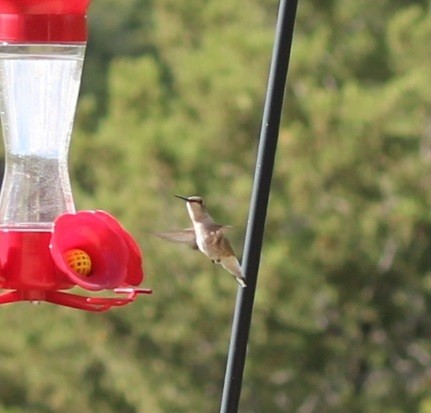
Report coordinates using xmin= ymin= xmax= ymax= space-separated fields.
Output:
xmin=0 ymin=0 xmax=151 ymax=311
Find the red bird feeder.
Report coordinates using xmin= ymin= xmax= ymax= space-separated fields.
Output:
xmin=0 ymin=0 xmax=152 ymax=311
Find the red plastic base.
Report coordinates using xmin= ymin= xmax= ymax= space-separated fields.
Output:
xmin=0 ymin=230 xmax=69 ymax=290
xmin=0 ymin=288 xmax=153 ymax=312
xmin=0 ymin=230 xmax=152 ymax=312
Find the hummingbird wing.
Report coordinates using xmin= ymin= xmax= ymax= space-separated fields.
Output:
xmin=219 ymin=225 xmax=234 ymax=232
xmin=153 ymin=228 xmax=198 ymax=249
xmin=213 ymin=230 xmax=236 ymax=254
xmin=205 ymin=222 xmax=232 ymax=236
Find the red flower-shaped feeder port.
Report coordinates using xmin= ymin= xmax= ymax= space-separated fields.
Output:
xmin=0 ymin=211 xmax=152 ymax=312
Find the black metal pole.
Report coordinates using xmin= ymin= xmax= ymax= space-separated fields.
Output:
xmin=220 ymin=0 xmax=298 ymax=411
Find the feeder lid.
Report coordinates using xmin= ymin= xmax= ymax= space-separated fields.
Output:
xmin=0 ymin=0 xmax=91 ymax=43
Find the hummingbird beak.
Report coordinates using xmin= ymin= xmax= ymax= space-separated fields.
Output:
xmin=174 ymin=195 xmax=189 ymax=202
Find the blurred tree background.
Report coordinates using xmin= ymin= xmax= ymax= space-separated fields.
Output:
xmin=1 ymin=0 xmax=431 ymax=412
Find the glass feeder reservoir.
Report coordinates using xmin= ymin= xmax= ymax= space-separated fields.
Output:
xmin=0 ymin=42 xmax=83 ymax=228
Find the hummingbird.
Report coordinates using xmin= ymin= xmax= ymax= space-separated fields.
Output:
xmin=155 ymin=195 xmax=247 ymax=288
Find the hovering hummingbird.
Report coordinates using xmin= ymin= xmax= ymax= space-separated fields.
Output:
xmin=155 ymin=195 xmax=247 ymax=288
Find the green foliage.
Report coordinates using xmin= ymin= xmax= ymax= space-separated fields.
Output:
xmin=1 ymin=0 xmax=431 ymax=412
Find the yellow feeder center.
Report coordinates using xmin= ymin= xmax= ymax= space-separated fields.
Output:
xmin=64 ymin=249 xmax=92 ymax=276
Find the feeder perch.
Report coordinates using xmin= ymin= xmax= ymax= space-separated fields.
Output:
xmin=0 ymin=0 xmax=152 ymax=311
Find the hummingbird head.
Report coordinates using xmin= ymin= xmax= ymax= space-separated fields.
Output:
xmin=175 ymin=195 xmax=208 ymax=221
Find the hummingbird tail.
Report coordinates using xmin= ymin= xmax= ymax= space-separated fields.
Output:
xmin=220 ymin=256 xmax=247 ymax=288
xmin=236 ymin=276 xmax=247 ymax=288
